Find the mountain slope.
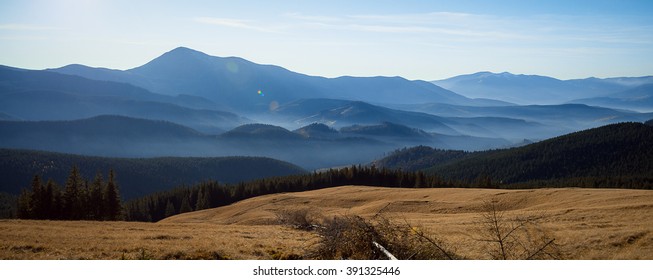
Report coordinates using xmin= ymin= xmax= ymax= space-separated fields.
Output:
xmin=432 ymin=72 xmax=630 ymax=105
xmin=0 ymin=115 xmax=216 ymax=157
xmin=0 ymin=149 xmax=305 ymax=199
xmin=424 ymin=122 xmax=653 ymax=186
xmin=0 ymin=67 xmax=248 ymax=133
xmin=391 ymin=103 xmax=653 ymax=133
xmin=572 ymin=83 xmax=653 ymax=111
xmin=272 ymin=98 xmax=558 ymax=140
xmin=293 ymin=123 xmax=341 ymax=139
xmin=372 ymin=146 xmax=470 ymax=172
xmin=50 ymin=47 xmax=476 ymax=112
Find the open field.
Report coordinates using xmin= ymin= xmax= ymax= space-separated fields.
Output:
xmin=0 ymin=220 xmax=313 ymax=260
xmin=2 ymin=186 xmax=653 ymax=259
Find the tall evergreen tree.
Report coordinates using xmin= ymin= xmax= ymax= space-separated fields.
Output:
xmin=195 ymin=186 xmax=210 ymax=211
xmin=17 ymin=189 xmax=31 ymax=219
xmin=45 ymin=179 xmax=61 ymax=220
xmin=164 ymin=200 xmax=176 ymax=218
xmin=90 ymin=172 xmax=105 ymax=220
xmin=29 ymin=175 xmax=45 ymax=219
xmin=63 ymin=166 xmax=83 ymax=220
xmin=179 ymin=196 xmax=192 ymax=213
xmin=103 ymin=169 xmax=122 ymax=220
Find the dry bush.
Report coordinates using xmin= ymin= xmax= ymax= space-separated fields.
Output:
xmin=475 ymin=199 xmax=563 ymax=260
xmin=275 ymin=208 xmax=322 ymax=231
xmin=309 ymin=214 xmax=458 ymax=260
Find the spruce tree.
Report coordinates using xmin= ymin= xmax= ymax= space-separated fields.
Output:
xmin=179 ymin=196 xmax=192 ymax=213
xmin=90 ymin=172 xmax=105 ymax=220
xmin=164 ymin=200 xmax=176 ymax=217
xmin=195 ymin=186 xmax=210 ymax=211
xmin=17 ymin=189 xmax=31 ymax=219
xmin=29 ymin=175 xmax=45 ymax=219
xmin=45 ymin=179 xmax=60 ymax=220
xmin=63 ymin=166 xmax=83 ymax=220
xmin=103 ymin=169 xmax=122 ymax=220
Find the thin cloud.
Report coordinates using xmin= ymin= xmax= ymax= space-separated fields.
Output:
xmin=0 ymin=24 xmax=62 ymax=31
xmin=284 ymin=11 xmax=653 ymax=45
xmin=284 ymin=12 xmax=529 ymax=41
xmin=193 ymin=17 xmax=281 ymax=33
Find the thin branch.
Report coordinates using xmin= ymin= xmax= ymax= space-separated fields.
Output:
xmin=526 ymin=238 xmax=556 ymax=260
xmin=403 ymin=218 xmax=455 ymax=260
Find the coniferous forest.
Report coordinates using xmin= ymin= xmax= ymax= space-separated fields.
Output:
xmin=16 ymin=167 xmax=121 ymax=221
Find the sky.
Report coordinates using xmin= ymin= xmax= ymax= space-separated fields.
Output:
xmin=1 ymin=0 xmax=652 ymax=80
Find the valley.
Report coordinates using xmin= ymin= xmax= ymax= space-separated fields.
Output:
xmin=1 ymin=46 xmax=652 ymax=260
xmin=2 ymin=47 xmax=652 ymax=171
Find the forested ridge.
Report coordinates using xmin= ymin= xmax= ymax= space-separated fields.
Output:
xmin=0 ymin=148 xmax=305 ymax=199
xmin=373 ymin=146 xmax=471 ymax=172
xmin=378 ymin=122 xmax=653 ymax=188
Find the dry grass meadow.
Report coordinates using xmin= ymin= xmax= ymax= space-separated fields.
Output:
xmin=1 ymin=186 xmax=652 ymax=259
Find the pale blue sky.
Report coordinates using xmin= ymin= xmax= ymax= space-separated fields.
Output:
xmin=1 ymin=0 xmax=652 ymax=80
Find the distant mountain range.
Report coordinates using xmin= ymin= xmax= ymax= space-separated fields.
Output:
xmin=51 ymin=47 xmax=490 ymax=112
xmin=1 ymin=46 xmax=652 ymax=172
xmin=571 ymin=83 xmax=653 ymax=111
xmin=432 ymin=71 xmax=653 ymax=108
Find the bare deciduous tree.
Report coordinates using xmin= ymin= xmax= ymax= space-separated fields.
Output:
xmin=476 ymin=199 xmax=562 ymax=260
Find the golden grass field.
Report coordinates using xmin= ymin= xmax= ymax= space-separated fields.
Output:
xmin=1 ymin=186 xmax=652 ymax=259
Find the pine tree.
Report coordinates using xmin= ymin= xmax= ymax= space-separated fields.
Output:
xmin=195 ymin=186 xmax=210 ymax=211
xmin=90 ymin=172 xmax=105 ymax=220
xmin=44 ymin=179 xmax=61 ymax=220
xmin=179 ymin=196 xmax=192 ymax=213
xmin=63 ymin=166 xmax=83 ymax=220
xmin=103 ymin=169 xmax=122 ymax=220
xmin=164 ymin=200 xmax=176 ymax=217
xmin=17 ymin=188 xmax=31 ymax=219
xmin=29 ymin=175 xmax=46 ymax=219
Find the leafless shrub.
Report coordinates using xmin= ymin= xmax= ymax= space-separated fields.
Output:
xmin=309 ymin=214 xmax=459 ymax=260
xmin=276 ymin=208 xmax=321 ymax=231
xmin=475 ymin=199 xmax=563 ymax=260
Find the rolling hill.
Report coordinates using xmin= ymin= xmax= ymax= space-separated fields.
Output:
xmin=157 ymin=185 xmax=653 ymax=259
xmin=0 ymin=148 xmax=306 ymax=199
xmin=0 ymin=115 xmax=400 ymax=170
xmin=272 ymin=98 xmax=560 ymax=141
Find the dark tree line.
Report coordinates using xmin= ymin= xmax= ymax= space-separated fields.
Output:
xmin=124 ymin=165 xmax=467 ymax=222
xmin=17 ymin=166 xmax=122 ymax=220
xmin=0 ymin=148 xmax=305 ymax=200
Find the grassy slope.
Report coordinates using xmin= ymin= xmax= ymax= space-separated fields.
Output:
xmin=1 ymin=186 xmax=650 ymax=259
xmin=162 ymin=186 xmax=653 ymax=259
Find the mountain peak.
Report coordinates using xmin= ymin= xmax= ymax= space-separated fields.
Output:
xmin=150 ymin=46 xmax=212 ymax=63
xmin=167 ymin=46 xmax=206 ymax=56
